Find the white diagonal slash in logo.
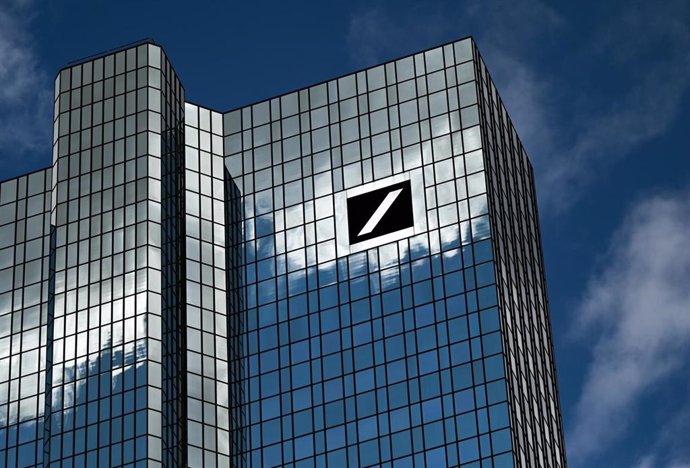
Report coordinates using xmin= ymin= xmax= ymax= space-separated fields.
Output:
xmin=357 ymin=188 xmax=403 ymax=237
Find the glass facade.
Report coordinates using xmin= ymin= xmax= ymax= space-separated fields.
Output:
xmin=0 ymin=37 xmax=567 ymax=468
xmin=44 ymin=42 xmax=186 ymax=468
xmin=0 ymin=169 xmax=52 ymax=467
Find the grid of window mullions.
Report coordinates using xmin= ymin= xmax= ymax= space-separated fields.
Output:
xmin=55 ymin=72 xmax=163 ymax=161
xmin=0 ymin=170 xmax=52 ymax=468
xmin=475 ymin=57 xmax=521 ymax=468
xmin=223 ymin=39 xmax=512 ymax=468
xmin=502 ymin=130 xmax=552 ymax=464
xmin=44 ymin=45 xmax=177 ymax=467
xmin=239 ymin=146 xmax=484 ymax=312
xmin=473 ymin=46 xmax=565 ymax=467
xmin=0 ymin=36 xmax=567 ymax=468
xmin=183 ymin=104 xmax=234 ymax=467
xmin=239 ymin=238 xmax=508 ymax=454
xmin=226 ymin=97 xmax=473 ymax=190
xmin=243 ymin=156 xmax=488 ymax=293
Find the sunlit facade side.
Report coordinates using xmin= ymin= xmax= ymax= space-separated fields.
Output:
xmin=42 ymin=43 xmax=187 ymax=467
xmin=0 ymin=37 xmax=567 ymax=468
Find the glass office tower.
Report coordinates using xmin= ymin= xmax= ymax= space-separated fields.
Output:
xmin=0 ymin=37 xmax=567 ymax=467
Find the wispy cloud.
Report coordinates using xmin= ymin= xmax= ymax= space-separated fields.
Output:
xmin=346 ymin=9 xmax=400 ymax=67
xmin=540 ymin=66 xmax=688 ymax=211
xmin=346 ymin=5 xmax=459 ymax=68
xmin=567 ymin=190 xmax=690 ymax=463
xmin=635 ymin=456 xmax=690 ymax=468
xmin=346 ymin=0 xmax=562 ymax=68
xmin=536 ymin=0 xmax=690 ymax=212
xmin=345 ymin=0 xmax=690 ymax=213
xmin=0 ymin=0 xmax=52 ymax=175
xmin=629 ymin=396 xmax=690 ymax=468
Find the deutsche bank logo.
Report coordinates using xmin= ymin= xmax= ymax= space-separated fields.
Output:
xmin=346 ymin=180 xmax=414 ymax=245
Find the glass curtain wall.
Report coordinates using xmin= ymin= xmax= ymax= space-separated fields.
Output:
xmin=44 ymin=42 xmax=185 ymax=468
xmin=0 ymin=169 xmax=52 ymax=467
xmin=224 ymin=37 xmax=515 ymax=468
xmin=474 ymin=47 xmax=567 ymax=467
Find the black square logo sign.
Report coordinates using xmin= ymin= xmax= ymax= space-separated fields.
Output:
xmin=346 ymin=180 xmax=414 ymax=245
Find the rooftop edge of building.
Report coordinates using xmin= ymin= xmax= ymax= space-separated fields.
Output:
xmin=61 ymin=38 xmax=157 ymax=69
xmin=0 ymin=165 xmax=52 ymax=189
xmin=57 ymin=34 xmax=478 ymax=114
xmin=218 ymin=34 xmax=477 ymax=116
xmin=54 ymin=38 xmax=185 ymax=95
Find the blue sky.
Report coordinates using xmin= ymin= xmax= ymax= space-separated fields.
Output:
xmin=1 ymin=0 xmax=689 ymax=466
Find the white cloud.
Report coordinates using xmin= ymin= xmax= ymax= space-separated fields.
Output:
xmin=635 ymin=456 xmax=656 ymax=468
xmin=628 ymin=398 xmax=690 ymax=468
xmin=346 ymin=5 xmax=458 ymax=68
xmin=346 ymin=0 xmax=562 ymax=69
xmin=469 ymin=0 xmax=690 ymax=213
xmin=568 ymin=190 xmax=690 ymax=462
xmin=346 ymin=9 xmax=398 ymax=67
xmin=0 ymin=0 xmax=52 ymax=167
xmin=535 ymin=0 xmax=690 ymax=212
xmin=634 ymin=456 xmax=690 ymax=468
xmin=473 ymin=47 xmax=555 ymax=168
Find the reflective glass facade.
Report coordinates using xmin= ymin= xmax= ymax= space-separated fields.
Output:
xmin=0 ymin=169 xmax=51 ymax=467
xmin=0 ymin=37 xmax=567 ymax=468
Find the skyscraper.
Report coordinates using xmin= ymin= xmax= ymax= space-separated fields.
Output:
xmin=0 ymin=37 xmax=567 ymax=467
